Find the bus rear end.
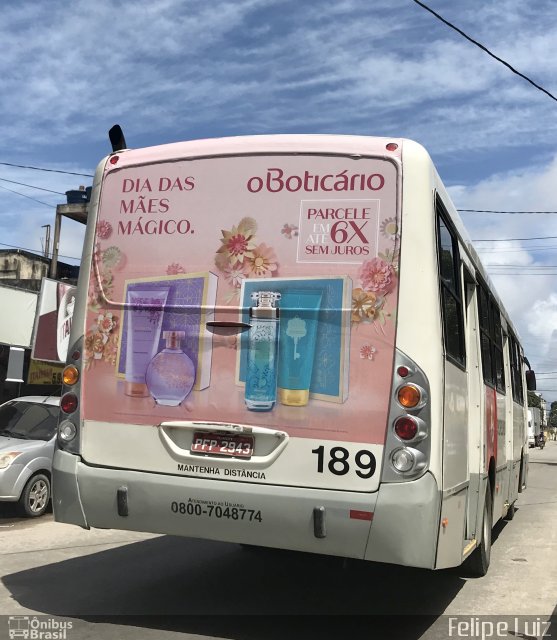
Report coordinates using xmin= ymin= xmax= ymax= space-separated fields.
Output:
xmin=53 ymin=135 xmax=437 ymax=566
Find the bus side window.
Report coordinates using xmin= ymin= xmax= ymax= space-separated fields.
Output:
xmin=436 ymin=200 xmax=465 ymax=367
xmin=478 ymin=283 xmax=495 ymax=387
xmin=492 ymin=302 xmax=505 ymax=393
xmin=509 ymin=333 xmax=524 ymax=404
xmin=477 ymin=282 xmax=505 ymax=393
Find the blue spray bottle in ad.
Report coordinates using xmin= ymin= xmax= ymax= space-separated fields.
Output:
xmin=245 ymin=291 xmax=281 ymax=411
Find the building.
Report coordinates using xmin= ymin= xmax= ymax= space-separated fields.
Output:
xmin=0 ymin=249 xmax=79 ymax=403
xmin=0 ymin=248 xmax=79 ymax=292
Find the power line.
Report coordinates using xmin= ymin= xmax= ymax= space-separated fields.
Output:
xmin=412 ymin=0 xmax=557 ymax=103
xmin=487 ymin=264 xmax=557 ymax=268
xmin=473 ymin=236 xmax=557 ymax=242
xmin=0 ymin=241 xmax=81 ymax=262
xmin=0 ymin=161 xmax=93 ymax=177
xmin=477 ymin=246 xmax=557 ymax=253
xmin=0 ymin=177 xmax=65 ymax=195
xmin=0 ymin=184 xmax=53 ymax=208
xmin=460 ymin=209 xmax=557 ymax=215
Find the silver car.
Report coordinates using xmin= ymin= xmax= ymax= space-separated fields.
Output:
xmin=0 ymin=395 xmax=60 ymax=517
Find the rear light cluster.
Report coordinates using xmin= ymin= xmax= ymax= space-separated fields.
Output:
xmin=58 ymin=347 xmax=82 ymax=446
xmin=382 ymin=352 xmax=431 ymax=482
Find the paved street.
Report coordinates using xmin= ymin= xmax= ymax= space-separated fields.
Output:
xmin=0 ymin=443 xmax=555 ymax=639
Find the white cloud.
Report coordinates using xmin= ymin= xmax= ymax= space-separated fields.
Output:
xmin=529 ymin=294 xmax=557 ymax=342
xmin=1 ymin=0 xmax=556 ymax=402
xmin=1 ymin=0 xmax=557 ymax=150
xmin=448 ymin=155 xmax=557 ymax=402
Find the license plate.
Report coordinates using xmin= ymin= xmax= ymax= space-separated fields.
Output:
xmin=191 ymin=432 xmax=254 ymax=458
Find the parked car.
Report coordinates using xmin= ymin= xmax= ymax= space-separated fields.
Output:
xmin=0 ymin=396 xmax=60 ymax=517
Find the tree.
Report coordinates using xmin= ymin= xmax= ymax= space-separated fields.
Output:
xmin=549 ymin=401 xmax=557 ymax=429
xmin=528 ymin=391 xmax=541 ymax=408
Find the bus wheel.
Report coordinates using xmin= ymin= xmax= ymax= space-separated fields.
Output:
xmin=18 ymin=474 xmax=51 ymax=517
xmin=465 ymin=487 xmax=492 ymax=577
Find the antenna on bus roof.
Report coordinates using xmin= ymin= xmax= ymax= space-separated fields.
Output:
xmin=109 ymin=125 xmax=127 ymax=152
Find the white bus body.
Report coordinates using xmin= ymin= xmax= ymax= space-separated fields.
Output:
xmin=53 ymin=135 xmax=532 ymax=575
xmin=527 ymin=408 xmax=541 ymax=447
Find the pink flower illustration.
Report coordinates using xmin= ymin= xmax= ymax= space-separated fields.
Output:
xmin=84 ymin=309 xmax=120 ymax=366
xmin=96 ymin=312 xmax=116 ymax=334
xmin=103 ymin=334 xmax=120 ymax=365
xmin=238 ymin=216 xmax=258 ymax=235
xmin=222 ymin=263 xmax=246 ymax=288
xmin=351 ymin=288 xmax=378 ymax=323
xmin=92 ymin=242 xmax=101 ymax=265
xmin=97 ymin=220 xmax=113 ymax=240
xmin=359 ymin=258 xmax=395 ymax=294
xmin=102 ymin=246 xmax=125 ymax=271
xmin=166 ymin=262 xmax=186 ymax=275
xmin=91 ymin=332 xmax=107 ymax=358
xmin=244 ymin=243 xmax=278 ymax=278
xmin=87 ymin=278 xmax=99 ymax=307
xmin=360 ymin=344 xmax=377 ymax=360
xmin=380 ymin=217 xmax=399 ymax=239
xmin=217 ymin=220 xmax=257 ymax=266
xmin=281 ymin=223 xmax=299 ymax=239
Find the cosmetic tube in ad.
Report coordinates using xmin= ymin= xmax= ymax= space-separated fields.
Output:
xmin=124 ymin=287 xmax=170 ymax=397
xmin=277 ymin=289 xmax=322 ymax=406
xmin=245 ymin=291 xmax=281 ymax=411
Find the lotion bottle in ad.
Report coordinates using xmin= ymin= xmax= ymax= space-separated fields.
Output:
xmin=245 ymin=291 xmax=280 ymax=411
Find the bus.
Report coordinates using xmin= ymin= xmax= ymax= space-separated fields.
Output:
xmin=53 ymin=130 xmax=536 ymax=576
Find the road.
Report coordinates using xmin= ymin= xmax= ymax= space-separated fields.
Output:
xmin=0 ymin=443 xmax=556 ymax=640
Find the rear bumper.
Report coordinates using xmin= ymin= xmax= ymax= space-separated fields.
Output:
xmin=53 ymin=450 xmax=440 ymax=567
xmin=53 ymin=450 xmax=377 ymax=559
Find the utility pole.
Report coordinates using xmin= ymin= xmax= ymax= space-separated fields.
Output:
xmin=41 ymin=224 xmax=51 ymax=258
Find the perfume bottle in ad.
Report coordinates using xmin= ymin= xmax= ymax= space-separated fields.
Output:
xmin=245 ymin=291 xmax=281 ymax=411
xmin=146 ymin=330 xmax=195 ymax=406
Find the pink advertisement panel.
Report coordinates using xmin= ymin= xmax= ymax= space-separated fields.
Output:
xmin=82 ymin=153 xmax=400 ymax=445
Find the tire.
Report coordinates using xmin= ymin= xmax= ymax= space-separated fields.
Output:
xmin=465 ymin=486 xmax=492 ymax=577
xmin=18 ymin=473 xmax=51 ymax=517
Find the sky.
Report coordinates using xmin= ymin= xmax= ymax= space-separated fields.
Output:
xmin=1 ymin=0 xmax=556 ymax=404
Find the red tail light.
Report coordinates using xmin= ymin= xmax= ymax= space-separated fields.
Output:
xmin=61 ymin=393 xmax=78 ymax=414
xmin=394 ymin=416 xmax=418 ymax=441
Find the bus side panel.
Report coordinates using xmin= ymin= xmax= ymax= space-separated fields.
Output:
xmin=494 ymin=391 xmax=507 ymax=522
xmin=513 ymin=401 xmax=526 ymax=495
xmin=435 ymin=488 xmax=468 ymax=569
xmin=463 ymin=276 xmax=484 ymax=542
xmin=442 ymin=361 xmax=468 ymax=491
xmin=436 ymin=361 xmax=469 ymax=569
xmin=364 ymin=472 xmax=439 ymax=569
xmin=394 ymin=140 xmax=444 ymax=485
